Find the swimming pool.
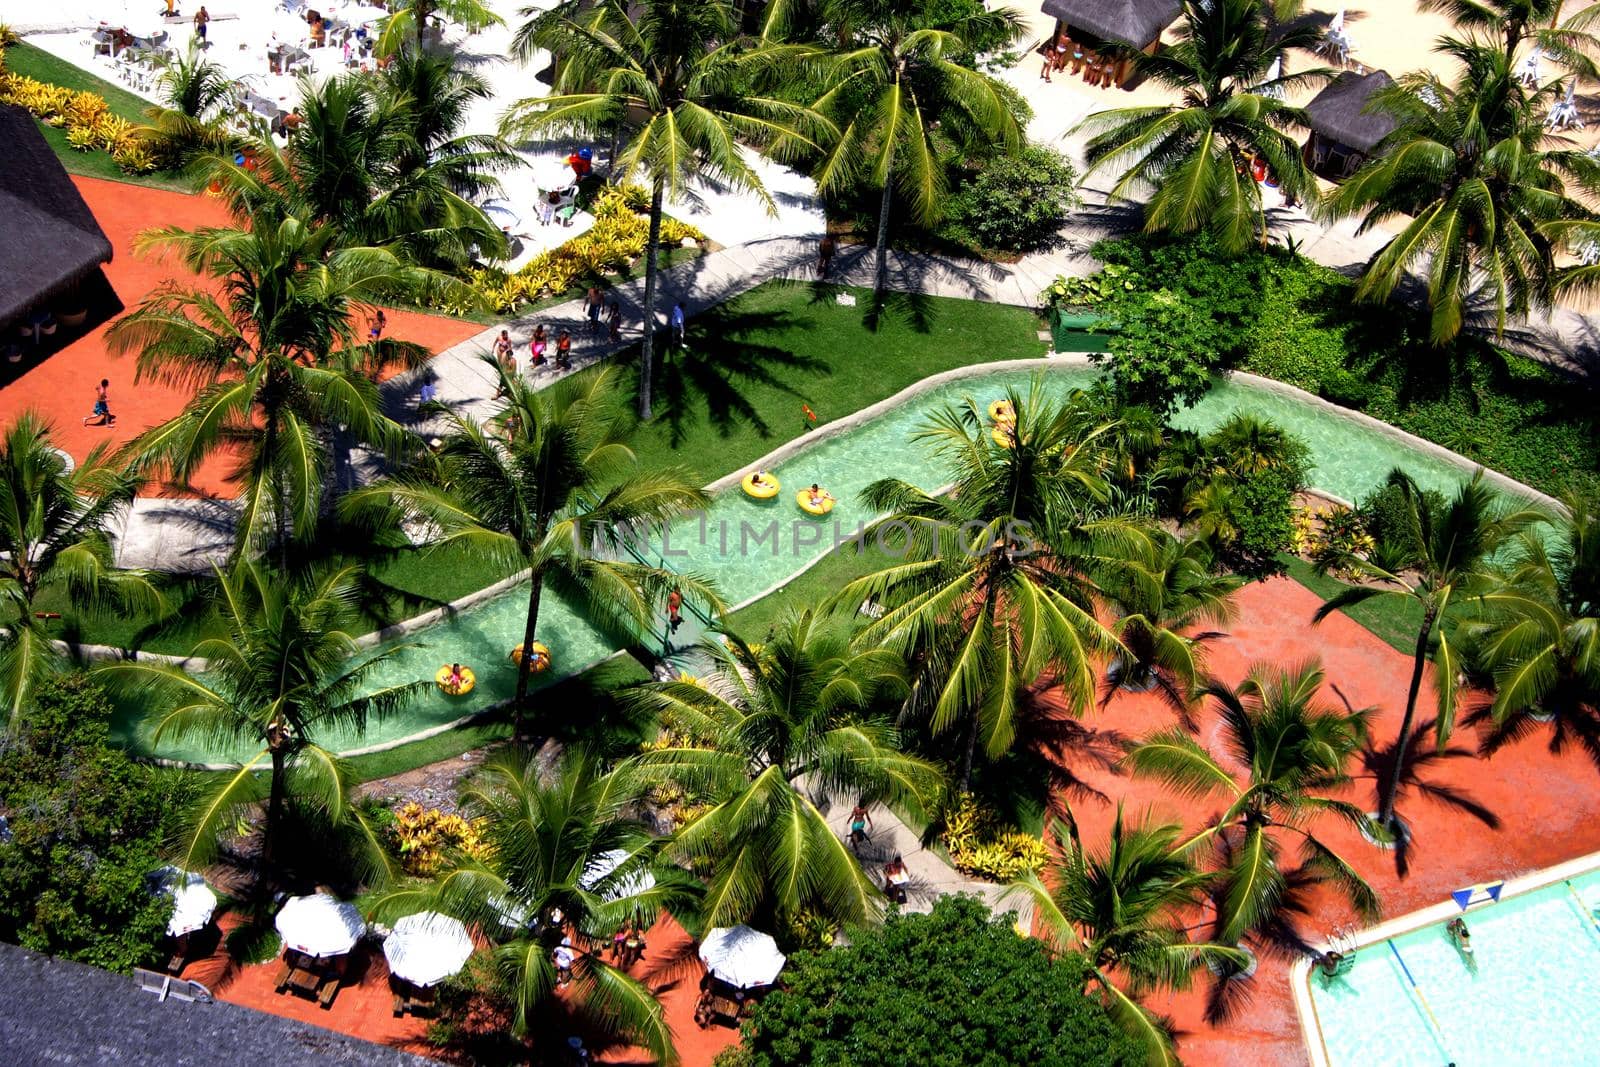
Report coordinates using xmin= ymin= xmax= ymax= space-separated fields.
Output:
xmin=119 ymin=359 xmax=1553 ymax=764
xmin=1298 ymin=852 xmax=1600 ymax=1067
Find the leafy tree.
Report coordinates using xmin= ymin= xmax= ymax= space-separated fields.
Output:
xmin=0 ymin=675 xmax=193 ymax=973
xmin=1314 ymin=471 xmax=1542 ymax=835
xmin=830 ymin=381 xmax=1138 ymax=789
xmin=1124 ymin=662 xmax=1379 ymax=981
xmin=374 ymin=748 xmax=695 ymax=1062
xmin=804 ymin=0 xmax=1022 ymax=300
xmin=1009 ymin=806 xmax=1246 ymax=1065
xmin=1076 ymin=0 xmax=1328 ymax=252
xmin=105 ymin=218 xmax=453 ymax=558
xmin=734 ymin=895 xmax=1144 ymax=1067
xmin=504 ymin=0 xmax=821 ymax=418
xmin=345 ymin=361 xmax=716 ymax=729
xmin=0 ymin=415 xmax=160 ymax=724
xmin=1463 ymin=494 xmax=1600 ymax=745
xmin=375 ymin=0 xmax=503 ymax=56
xmin=1420 ymin=0 xmax=1600 ymax=71
xmin=940 ymin=145 xmax=1078 ymax=253
xmin=1098 ymin=532 xmax=1241 ymax=716
xmin=1181 ymin=414 xmax=1310 ymax=578
xmin=1325 ymin=39 xmax=1600 ymax=341
xmin=145 ymin=42 xmax=237 ymax=162
xmin=627 ymin=610 xmax=943 ymax=930
xmin=99 ymin=561 xmax=423 ymax=881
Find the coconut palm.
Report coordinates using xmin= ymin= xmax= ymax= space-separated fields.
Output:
xmin=1325 ymin=40 xmax=1600 ymax=341
xmin=375 ymin=0 xmax=503 ymax=56
xmin=374 ymin=747 xmax=694 ymax=1060
xmin=1313 ymin=470 xmax=1542 ymax=836
xmin=144 ymin=42 xmax=237 ymax=161
xmin=200 ymin=71 xmax=509 ymax=268
xmin=0 ymin=415 xmax=161 ymax=725
xmin=98 ymin=560 xmax=423 ymax=878
xmin=1462 ymin=494 xmax=1600 ymax=746
xmin=502 ymin=0 xmax=825 ymax=419
xmin=1124 ymin=662 xmax=1379 ymax=962
xmin=626 ymin=610 xmax=944 ymax=929
xmin=828 ymin=380 xmax=1135 ymax=790
xmin=804 ymin=0 xmax=1023 ymax=301
xmin=1008 ymin=805 xmax=1247 ymax=1065
xmin=105 ymin=218 xmax=456 ymax=557
xmin=1098 ymin=532 xmax=1241 ymax=718
xmin=345 ymin=361 xmax=717 ymax=732
xmin=1075 ymin=0 xmax=1329 ymax=253
xmin=1420 ymin=0 xmax=1600 ymax=72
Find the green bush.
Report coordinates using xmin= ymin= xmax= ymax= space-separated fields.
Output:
xmin=0 ymin=675 xmax=194 ymax=972
xmin=1358 ymin=480 xmax=1446 ymax=552
xmin=940 ymin=146 xmax=1078 ymax=253
xmin=739 ymin=896 xmax=1143 ymax=1067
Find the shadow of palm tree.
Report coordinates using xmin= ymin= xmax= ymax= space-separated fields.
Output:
xmin=1467 ymin=699 xmax=1600 ymax=781
xmin=1199 ymin=836 xmax=1323 ymax=1026
xmin=1357 ymin=715 xmax=1500 ymax=879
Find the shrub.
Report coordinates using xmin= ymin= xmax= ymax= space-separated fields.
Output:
xmin=738 ymin=896 xmax=1143 ymax=1067
xmin=1358 ymin=480 xmax=1446 ymax=553
xmin=939 ymin=793 xmax=1047 ymax=882
xmin=384 ymin=802 xmax=488 ymax=877
xmin=941 ymin=145 xmax=1079 ymax=253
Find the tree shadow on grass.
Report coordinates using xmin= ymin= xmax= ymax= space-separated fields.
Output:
xmin=645 ymin=306 xmax=828 ymax=449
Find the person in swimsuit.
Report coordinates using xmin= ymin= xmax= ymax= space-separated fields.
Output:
xmin=555 ymin=329 xmax=572 ymax=370
xmin=847 ymin=802 xmax=872 ymax=851
xmin=82 ymin=378 xmax=115 ymax=426
xmin=530 ymin=324 xmax=548 ymax=365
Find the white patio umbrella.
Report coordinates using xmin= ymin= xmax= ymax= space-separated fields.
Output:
xmin=1259 ymin=56 xmax=1283 ymax=98
xmin=148 ymin=867 xmax=217 ymax=937
xmin=580 ymin=848 xmax=657 ymax=901
xmin=699 ymin=925 xmax=785 ymax=990
xmin=480 ymin=199 xmax=523 ymax=237
xmin=383 ymin=912 xmax=475 ymax=988
xmin=275 ymin=894 xmax=366 ymax=959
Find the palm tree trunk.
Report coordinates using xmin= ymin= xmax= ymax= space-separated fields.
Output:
xmin=873 ymin=179 xmax=893 ymax=307
xmin=512 ymin=566 xmax=546 ymax=737
xmin=1377 ymin=603 xmax=1438 ymax=833
xmin=263 ymin=746 xmax=287 ymax=875
xmin=415 ymin=0 xmax=432 ymax=50
xmin=637 ymin=174 xmax=665 ymax=421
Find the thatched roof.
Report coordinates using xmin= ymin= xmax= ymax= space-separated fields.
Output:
xmin=1305 ymin=70 xmax=1398 ymax=154
xmin=0 ymin=105 xmax=113 ymax=328
xmin=1040 ymin=0 xmax=1180 ymax=49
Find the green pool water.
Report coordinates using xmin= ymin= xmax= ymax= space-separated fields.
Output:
xmin=122 ymin=364 xmax=1543 ymax=763
xmin=1308 ymin=869 xmax=1600 ymax=1066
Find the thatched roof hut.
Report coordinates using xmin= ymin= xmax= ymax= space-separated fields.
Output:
xmin=0 ymin=105 xmax=113 ymax=329
xmin=1304 ymin=69 xmax=1398 ymax=154
xmin=1040 ymin=0 xmax=1180 ymax=50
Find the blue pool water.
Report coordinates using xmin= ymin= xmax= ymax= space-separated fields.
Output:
xmin=1308 ymin=869 xmax=1600 ymax=1066
xmin=124 ymin=364 xmax=1546 ymax=762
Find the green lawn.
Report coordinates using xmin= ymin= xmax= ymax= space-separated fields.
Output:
xmin=1279 ymin=553 xmax=1422 ymax=656
xmin=4 ymin=41 xmax=192 ymax=192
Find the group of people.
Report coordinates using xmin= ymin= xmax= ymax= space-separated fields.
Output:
xmin=493 ymin=323 xmax=575 ymax=392
xmin=1040 ymin=30 xmax=1124 ymax=88
xmin=846 ymin=802 xmax=912 ymax=905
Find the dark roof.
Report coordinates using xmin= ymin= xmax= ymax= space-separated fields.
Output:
xmin=1305 ymin=69 xmax=1399 ymax=153
xmin=1041 ymin=0 xmax=1180 ymax=49
xmin=0 ymin=104 xmax=114 ymax=327
xmin=0 ymin=942 xmax=436 ymax=1066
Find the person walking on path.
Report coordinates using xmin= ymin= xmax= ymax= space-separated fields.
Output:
xmin=667 ymin=587 xmax=683 ymax=633
xmin=817 ymin=234 xmax=836 ymax=279
xmin=368 ymin=308 xmax=386 ymax=343
xmin=585 ymin=286 xmax=604 ymax=335
xmin=529 ymin=323 xmax=548 ymax=366
xmin=555 ymin=329 xmax=572 ymax=371
xmin=493 ymin=329 xmax=517 ymax=397
xmin=606 ymin=300 xmax=622 ymax=343
xmin=82 ymin=378 xmax=115 ymax=427
xmin=669 ymin=302 xmax=686 ymax=349
xmin=847 ymin=802 xmax=873 ymax=852
xmin=193 ymin=5 xmax=209 ymax=43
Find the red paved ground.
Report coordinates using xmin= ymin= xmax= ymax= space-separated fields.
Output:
xmin=1040 ymin=576 xmax=1600 ymax=1067
xmin=1 ymin=177 xmax=479 ymax=497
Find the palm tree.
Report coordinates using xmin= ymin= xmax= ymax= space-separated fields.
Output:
xmin=375 ymin=0 xmax=503 ymax=56
xmin=105 ymin=218 xmax=456 ymax=557
xmin=145 ymin=42 xmax=237 ymax=161
xmin=201 ymin=71 xmax=509 ymax=269
xmin=829 ymin=380 xmax=1135 ymax=790
xmin=1124 ymin=662 xmax=1380 ymax=957
xmin=345 ymin=361 xmax=717 ymax=732
xmin=804 ymin=0 xmax=1023 ymax=301
xmin=98 ymin=560 xmax=423 ymax=878
xmin=626 ymin=610 xmax=945 ymax=929
xmin=0 ymin=415 xmax=161 ymax=725
xmin=1324 ymin=39 xmax=1600 ymax=341
xmin=502 ymin=0 xmax=824 ymax=419
xmin=1313 ymin=470 xmax=1542 ymax=836
xmin=1008 ymin=805 xmax=1247 ymax=1065
xmin=1420 ymin=0 xmax=1600 ymax=71
xmin=1462 ymin=494 xmax=1600 ymax=736
xmin=1075 ymin=0 xmax=1328 ymax=253
xmin=1098 ymin=532 xmax=1241 ymax=717
xmin=374 ymin=747 xmax=694 ymax=1061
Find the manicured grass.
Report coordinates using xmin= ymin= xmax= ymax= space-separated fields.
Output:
xmin=1279 ymin=553 xmax=1423 ymax=656
xmin=3 ymin=41 xmax=191 ymax=192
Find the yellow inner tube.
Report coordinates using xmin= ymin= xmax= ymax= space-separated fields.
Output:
xmin=742 ymin=473 xmax=780 ymax=499
xmin=435 ymin=665 xmax=476 ymax=696
xmin=991 ymin=426 xmax=1014 ymax=449
xmin=509 ymin=642 xmax=552 ymax=673
xmin=797 ymin=490 xmax=835 ymax=516
xmin=988 ymin=399 xmax=1015 ymax=424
